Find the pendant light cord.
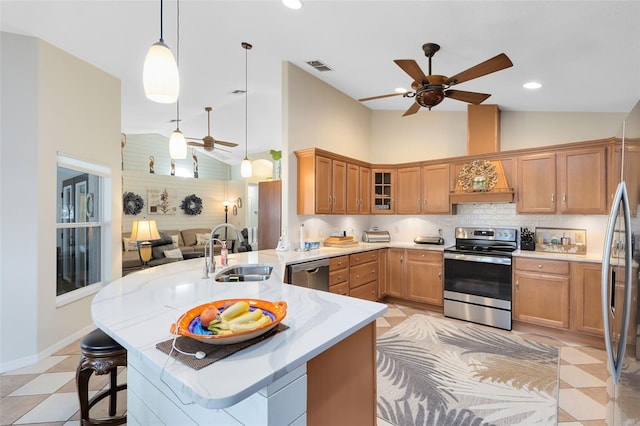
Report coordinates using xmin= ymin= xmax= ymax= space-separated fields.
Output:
xmin=175 ymin=0 xmax=180 ymax=130
xmin=245 ymin=45 xmax=248 ymax=158
xmin=159 ymin=0 xmax=164 ymax=42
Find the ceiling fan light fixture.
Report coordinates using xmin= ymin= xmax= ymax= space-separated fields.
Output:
xmin=416 ymin=88 xmax=445 ymax=109
xmin=143 ymin=0 xmax=179 ymax=103
xmin=282 ymin=0 xmax=302 ymax=10
xmin=394 ymin=87 xmax=408 ymax=94
xmin=169 ymin=129 xmax=187 ymax=159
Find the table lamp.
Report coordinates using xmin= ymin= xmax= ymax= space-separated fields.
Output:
xmin=130 ymin=219 xmax=161 ymax=267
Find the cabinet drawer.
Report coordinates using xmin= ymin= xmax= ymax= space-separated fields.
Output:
xmin=330 ymin=255 xmax=349 ymax=271
xmin=349 ymin=281 xmax=377 ymax=301
xmin=515 ymin=258 xmax=569 ymax=275
xmin=329 ymin=281 xmax=349 ymax=296
xmin=406 ymin=250 xmax=442 ymax=263
xmin=330 ymin=269 xmax=349 ymax=286
xmin=350 ymin=250 xmax=378 ymax=266
xmin=350 ymin=262 xmax=377 ymax=288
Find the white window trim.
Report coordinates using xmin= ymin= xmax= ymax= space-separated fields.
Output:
xmin=55 ymin=153 xmax=112 ymax=307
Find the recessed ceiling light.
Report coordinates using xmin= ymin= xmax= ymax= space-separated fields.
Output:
xmin=394 ymin=88 xmax=408 ymax=94
xmin=282 ymin=0 xmax=302 ymax=10
xmin=523 ymin=81 xmax=542 ymax=89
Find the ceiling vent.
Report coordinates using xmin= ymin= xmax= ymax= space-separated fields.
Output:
xmin=306 ymin=60 xmax=333 ymax=72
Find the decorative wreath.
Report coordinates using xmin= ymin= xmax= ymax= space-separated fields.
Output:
xmin=457 ymin=160 xmax=499 ymax=192
xmin=181 ymin=194 xmax=203 ymax=215
xmin=123 ymin=192 xmax=144 ymax=215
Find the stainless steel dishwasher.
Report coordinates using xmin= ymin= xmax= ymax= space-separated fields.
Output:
xmin=286 ymin=258 xmax=330 ymax=291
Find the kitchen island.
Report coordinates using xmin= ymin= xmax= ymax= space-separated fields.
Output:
xmin=92 ymin=250 xmax=387 ymax=425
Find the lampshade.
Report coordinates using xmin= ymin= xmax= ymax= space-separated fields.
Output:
xmin=130 ymin=219 xmax=161 ymax=242
xmin=241 ymin=157 xmax=252 ymax=177
xmin=169 ymin=129 xmax=187 ymax=159
xmin=143 ymin=41 xmax=180 ymax=103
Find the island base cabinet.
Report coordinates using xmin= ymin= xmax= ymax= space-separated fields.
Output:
xmin=307 ymin=322 xmax=376 ymax=426
xmin=127 ymin=357 xmax=307 ymax=426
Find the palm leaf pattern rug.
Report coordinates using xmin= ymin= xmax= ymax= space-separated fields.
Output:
xmin=377 ymin=314 xmax=559 ymax=425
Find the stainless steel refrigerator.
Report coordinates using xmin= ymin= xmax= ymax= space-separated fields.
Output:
xmin=602 ymin=101 xmax=640 ymax=425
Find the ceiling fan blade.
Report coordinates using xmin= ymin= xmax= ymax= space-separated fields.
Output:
xmin=394 ymin=59 xmax=429 ymax=84
xmin=445 ymin=53 xmax=513 ymax=86
xmin=214 ymin=140 xmax=239 ymax=147
xmin=402 ymin=102 xmax=421 ymax=117
xmin=187 ymin=141 xmax=205 ymax=147
xmin=445 ymin=89 xmax=491 ymax=104
xmin=358 ymin=93 xmax=404 ymax=102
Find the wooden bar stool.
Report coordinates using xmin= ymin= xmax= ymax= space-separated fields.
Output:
xmin=76 ymin=328 xmax=127 ymax=426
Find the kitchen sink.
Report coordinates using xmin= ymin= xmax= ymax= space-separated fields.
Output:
xmin=214 ymin=265 xmax=273 ymax=282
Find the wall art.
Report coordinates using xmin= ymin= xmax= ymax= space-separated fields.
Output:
xmin=148 ymin=188 xmax=177 ymax=215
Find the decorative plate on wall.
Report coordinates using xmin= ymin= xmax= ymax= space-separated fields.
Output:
xmin=457 ymin=160 xmax=499 ymax=192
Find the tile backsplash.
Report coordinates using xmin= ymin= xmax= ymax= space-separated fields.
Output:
xmin=297 ymin=203 xmax=640 ymax=258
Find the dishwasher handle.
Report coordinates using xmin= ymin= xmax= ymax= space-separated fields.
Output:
xmin=288 ymin=259 xmax=330 ymax=273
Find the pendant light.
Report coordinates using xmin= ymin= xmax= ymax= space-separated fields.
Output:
xmin=169 ymin=0 xmax=186 ymax=159
xmin=240 ymin=42 xmax=253 ymax=178
xmin=143 ymin=0 xmax=179 ymax=103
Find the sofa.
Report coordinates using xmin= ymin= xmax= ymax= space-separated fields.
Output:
xmin=122 ymin=228 xmax=225 ymax=274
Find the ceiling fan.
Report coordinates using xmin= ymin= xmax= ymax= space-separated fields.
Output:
xmin=186 ymin=106 xmax=239 ymax=151
xmin=358 ymin=43 xmax=513 ymax=116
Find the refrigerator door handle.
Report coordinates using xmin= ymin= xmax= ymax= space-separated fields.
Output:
xmin=601 ymin=181 xmax=633 ymax=384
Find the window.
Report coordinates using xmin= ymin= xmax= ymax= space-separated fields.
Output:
xmin=56 ymin=155 xmax=111 ymax=299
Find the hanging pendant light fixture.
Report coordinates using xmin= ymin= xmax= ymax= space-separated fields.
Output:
xmin=169 ymin=0 xmax=186 ymax=159
xmin=143 ymin=0 xmax=179 ymax=103
xmin=240 ymin=42 xmax=253 ymax=178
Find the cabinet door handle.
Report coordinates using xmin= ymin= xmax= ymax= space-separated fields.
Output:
xmin=329 ymin=196 xmax=332 ymax=205
xmin=551 ymin=193 xmax=555 ymax=204
xmin=516 ymin=280 xmax=519 ymax=290
xmin=438 ymin=271 xmax=441 ymax=280
xmin=538 ymin=264 xmax=543 ymax=269
xmin=356 ymin=274 xmax=360 ymax=279
xmin=562 ymin=193 xmax=567 ymax=204
xmin=400 ymin=255 xmax=403 ymax=263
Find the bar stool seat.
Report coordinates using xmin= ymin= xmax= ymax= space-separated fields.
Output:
xmin=76 ymin=328 xmax=127 ymax=426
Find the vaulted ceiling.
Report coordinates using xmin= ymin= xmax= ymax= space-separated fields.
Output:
xmin=2 ymin=1 xmax=638 ymax=164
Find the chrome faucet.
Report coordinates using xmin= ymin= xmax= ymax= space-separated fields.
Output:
xmin=202 ymin=224 xmax=245 ymax=278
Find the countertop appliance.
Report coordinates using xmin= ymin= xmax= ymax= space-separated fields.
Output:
xmin=443 ymin=227 xmax=517 ymax=330
xmin=285 ymin=258 xmax=330 ymax=292
xmin=362 ymin=230 xmax=390 ymax=243
xmin=601 ymin=108 xmax=640 ymax=424
xmin=413 ymin=236 xmax=444 ymax=245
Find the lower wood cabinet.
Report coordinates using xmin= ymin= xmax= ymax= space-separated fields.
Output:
xmin=349 ymin=250 xmax=379 ymax=301
xmin=387 ymin=248 xmax=443 ymax=307
xmin=571 ymin=261 xmax=604 ymax=336
xmin=329 ymin=255 xmax=349 ymax=296
xmin=513 ymin=257 xmax=570 ymax=329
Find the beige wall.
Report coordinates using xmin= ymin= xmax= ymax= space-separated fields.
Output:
xmin=1 ymin=33 xmax=121 ymax=370
xmin=369 ymin=110 xmax=625 ymax=164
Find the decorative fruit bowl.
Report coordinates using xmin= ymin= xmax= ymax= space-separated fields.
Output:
xmin=170 ymin=299 xmax=287 ymax=345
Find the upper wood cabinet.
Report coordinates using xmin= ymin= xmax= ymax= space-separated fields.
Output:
xmin=517 ymin=146 xmax=607 ymax=214
xmin=347 ymin=163 xmax=371 ymax=214
xmin=609 ymin=144 xmax=639 ymax=216
xmin=557 ymin=147 xmax=607 ymax=214
xmin=295 ymin=150 xmax=347 ymax=215
xmin=422 ymin=164 xmax=451 ymax=214
xmin=517 ymin=153 xmax=557 ymax=213
xmin=396 ymin=166 xmax=421 ymax=214
xmin=371 ymin=169 xmax=396 ymax=214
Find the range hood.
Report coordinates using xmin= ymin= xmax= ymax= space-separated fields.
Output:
xmin=449 ymin=105 xmax=514 ymax=204
xmin=449 ymin=159 xmax=514 ymax=204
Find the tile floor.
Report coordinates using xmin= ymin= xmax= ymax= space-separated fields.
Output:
xmin=1 ymin=302 xmax=609 ymax=425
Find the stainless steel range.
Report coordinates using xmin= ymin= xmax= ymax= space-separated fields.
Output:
xmin=443 ymin=227 xmax=517 ymax=331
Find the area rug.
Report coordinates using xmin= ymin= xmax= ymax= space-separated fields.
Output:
xmin=377 ymin=314 xmax=559 ymax=425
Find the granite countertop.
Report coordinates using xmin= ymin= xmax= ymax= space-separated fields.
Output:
xmin=92 ymin=251 xmax=387 ymax=409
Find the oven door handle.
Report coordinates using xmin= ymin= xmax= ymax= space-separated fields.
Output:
xmin=444 ymin=252 xmax=511 ymax=266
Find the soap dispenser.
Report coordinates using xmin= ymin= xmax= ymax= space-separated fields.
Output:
xmin=220 ymin=241 xmax=228 ymax=266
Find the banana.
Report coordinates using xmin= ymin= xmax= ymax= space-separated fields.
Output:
xmin=227 ymin=309 xmax=263 ymax=325
xmin=229 ymin=315 xmax=271 ymax=332
xmin=220 ymin=301 xmax=250 ymax=321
